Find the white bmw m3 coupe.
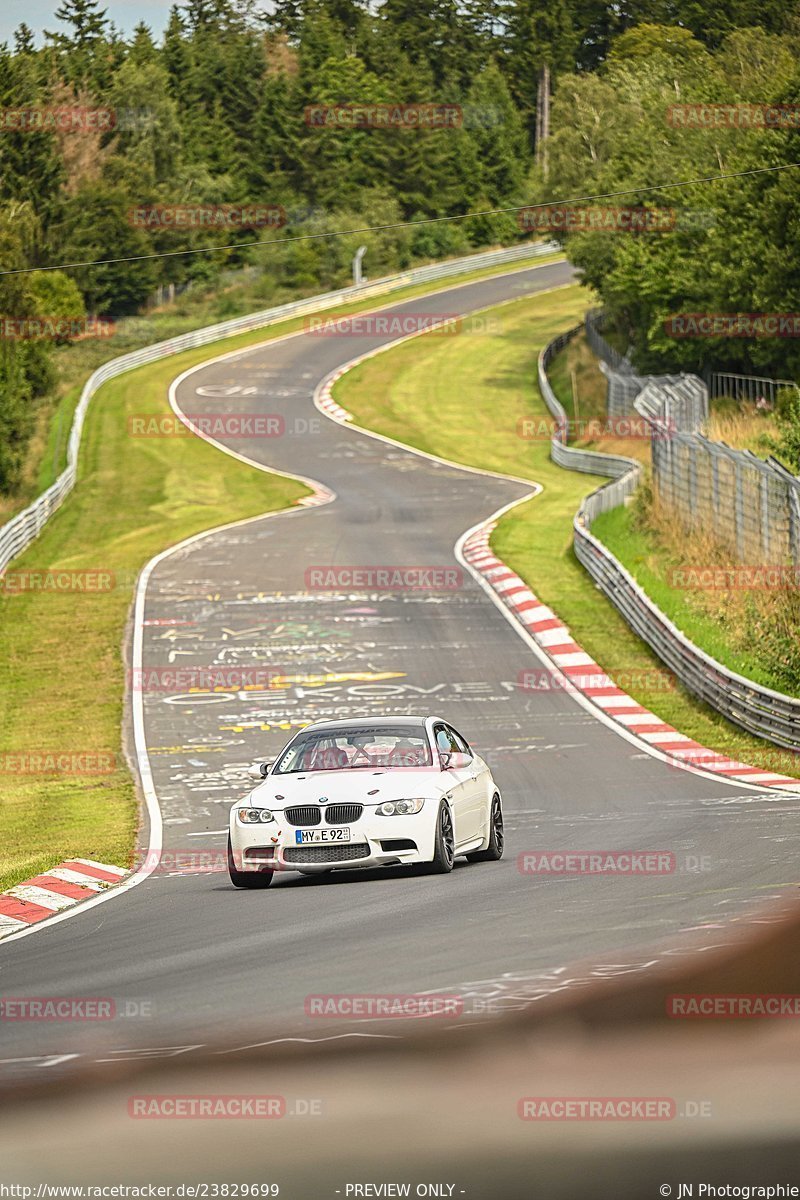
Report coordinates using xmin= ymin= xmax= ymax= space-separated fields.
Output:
xmin=227 ymin=715 xmax=503 ymax=888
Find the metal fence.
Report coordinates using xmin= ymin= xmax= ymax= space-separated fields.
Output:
xmin=545 ymin=323 xmax=800 ymax=749
xmin=539 ymin=312 xmax=800 ymax=747
xmin=585 ymin=311 xmax=686 ymax=419
xmin=636 ymin=377 xmax=708 ymax=434
xmin=584 ymin=310 xmax=800 ymax=565
xmin=0 ymin=239 xmax=559 ymax=580
xmin=584 ymin=308 xmax=631 ymax=372
xmin=636 ymin=382 xmax=800 ymax=564
xmin=602 ymin=365 xmax=684 ymax=420
xmin=574 ymin=495 xmax=800 ymax=749
xmin=708 ymin=371 xmax=799 ymax=407
xmin=537 ymin=325 xmax=638 ymax=480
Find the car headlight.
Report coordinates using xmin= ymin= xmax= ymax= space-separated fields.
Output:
xmin=237 ymin=808 xmax=275 ymax=824
xmin=376 ymin=798 xmax=425 ymax=816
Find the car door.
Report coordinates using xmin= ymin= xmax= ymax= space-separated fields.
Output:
xmin=433 ymin=723 xmax=472 ymax=846
xmin=445 ymin=724 xmax=487 ymax=843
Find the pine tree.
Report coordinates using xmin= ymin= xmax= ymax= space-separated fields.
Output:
xmin=130 ymin=22 xmax=158 ymax=64
xmin=0 ymin=44 xmax=64 ymax=226
xmin=52 ymin=0 xmax=109 ymax=48
xmin=247 ymin=68 xmax=304 ymax=197
xmin=266 ymin=0 xmax=306 ymax=39
xmin=13 ymin=25 xmax=35 ymax=55
xmin=503 ymin=0 xmax=577 ymax=143
xmin=464 ymin=63 xmax=528 ymax=204
xmin=377 ymin=0 xmax=483 ymax=88
xmin=162 ymin=7 xmax=191 ymax=98
xmin=60 ymin=183 xmax=158 ymax=315
xmin=0 ymin=202 xmax=54 ymax=490
xmin=46 ymin=0 xmax=110 ymax=90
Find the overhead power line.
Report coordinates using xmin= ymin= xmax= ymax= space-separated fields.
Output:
xmin=0 ymin=161 xmax=796 ymax=277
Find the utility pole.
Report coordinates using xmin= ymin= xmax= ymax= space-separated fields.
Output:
xmin=536 ymin=64 xmax=551 ymax=181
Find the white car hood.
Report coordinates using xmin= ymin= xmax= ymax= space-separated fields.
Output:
xmin=251 ymin=767 xmax=447 ymax=809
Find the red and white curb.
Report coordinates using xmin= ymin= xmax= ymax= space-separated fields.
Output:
xmin=0 ymin=859 xmax=128 ymax=940
xmin=0 ymin=266 xmax=560 ymax=949
xmin=317 ymin=371 xmax=353 ymax=423
xmin=313 ymin=327 xmax=800 ymax=793
xmin=462 ymin=523 xmax=800 ymax=792
xmin=297 ymin=482 xmax=335 ymax=507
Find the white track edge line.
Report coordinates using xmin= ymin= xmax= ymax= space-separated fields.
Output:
xmin=311 ymin=321 xmax=792 ymax=797
xmin=0 ymin=257 xmax=567 ymax=947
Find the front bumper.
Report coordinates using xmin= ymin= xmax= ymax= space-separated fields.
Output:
xmin=229 ymin=807 xmax=438 ymax=874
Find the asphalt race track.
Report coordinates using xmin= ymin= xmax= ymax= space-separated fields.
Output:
xmin=2 ymin=259 xmax=798 ymax=1080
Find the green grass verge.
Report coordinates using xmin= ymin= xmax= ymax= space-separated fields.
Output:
xmin=547 ymin=329 xmax=650 ymax=465
xmin=0 ymin=348 xmax=309 ymax=892
xmin=547 ymin=329 xmax=606 ymax=430
xmin=8 ymin=246 xmax=565 ymax=516
xmin=0 ymin=249 xmax=566 ymax=893
xmin=0 ymin=347 xmax=309 ymax=892
xmin=590 ymin=503 xmax=791 ymax=693
xmin=334 ymin=283 xmax=800 ymax=780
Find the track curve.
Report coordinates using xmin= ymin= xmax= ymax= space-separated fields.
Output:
xmin=1 ymin=259 xmax=798 ymax=1081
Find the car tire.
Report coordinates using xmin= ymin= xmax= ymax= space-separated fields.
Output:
xmin=423 ymin=802 xmax=455 ymax=874
xmin=227 ymin=836 xmax=274 ymax=889
xmin=466 ymin=795 xmax=504 ymax=863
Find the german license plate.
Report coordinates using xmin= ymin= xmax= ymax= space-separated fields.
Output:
xmin=295 ymin=828 xmax=351 ymax=844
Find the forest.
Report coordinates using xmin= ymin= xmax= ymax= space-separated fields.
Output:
xmin=0 ymin=0 xmax=797 ymax=490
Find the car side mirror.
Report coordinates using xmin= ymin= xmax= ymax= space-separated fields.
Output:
xmin=247 ymin=761 xmax=272 ymax=781
xmin=444 ymin=751 xmax=472 ymax=770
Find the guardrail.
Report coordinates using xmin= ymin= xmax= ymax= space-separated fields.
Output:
xmin=537 ymin=324 xmax=639 ymax=480
xmin=584 ymin=308 xmax=631 ymax=372
xmin=541 ymin=324 xmax=800 ymax=751
xmin=589 ymin=312 xmax=800 ymax=568
xmin=574 ymin=505 xmax=800 ymax=749
xmin=0 ymin=240 xmax=559 ymax=579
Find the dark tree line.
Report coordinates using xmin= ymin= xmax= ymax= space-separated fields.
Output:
xmin=0 ymin=0 xmax=796 ymax=490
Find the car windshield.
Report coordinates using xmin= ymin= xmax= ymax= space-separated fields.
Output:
xmin=273 ymin=725 xmax=432 ymax=772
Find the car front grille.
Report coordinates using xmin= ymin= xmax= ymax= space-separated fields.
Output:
xmin=285 ymin=806 xmax=321 ymax=826
xmin=284 ymin=804 xmax=363 ymax=826
xmin=325 ymin=803 xmax=363 ymax=824
xmin=284 ymin=844 xmax=371 ymax=865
